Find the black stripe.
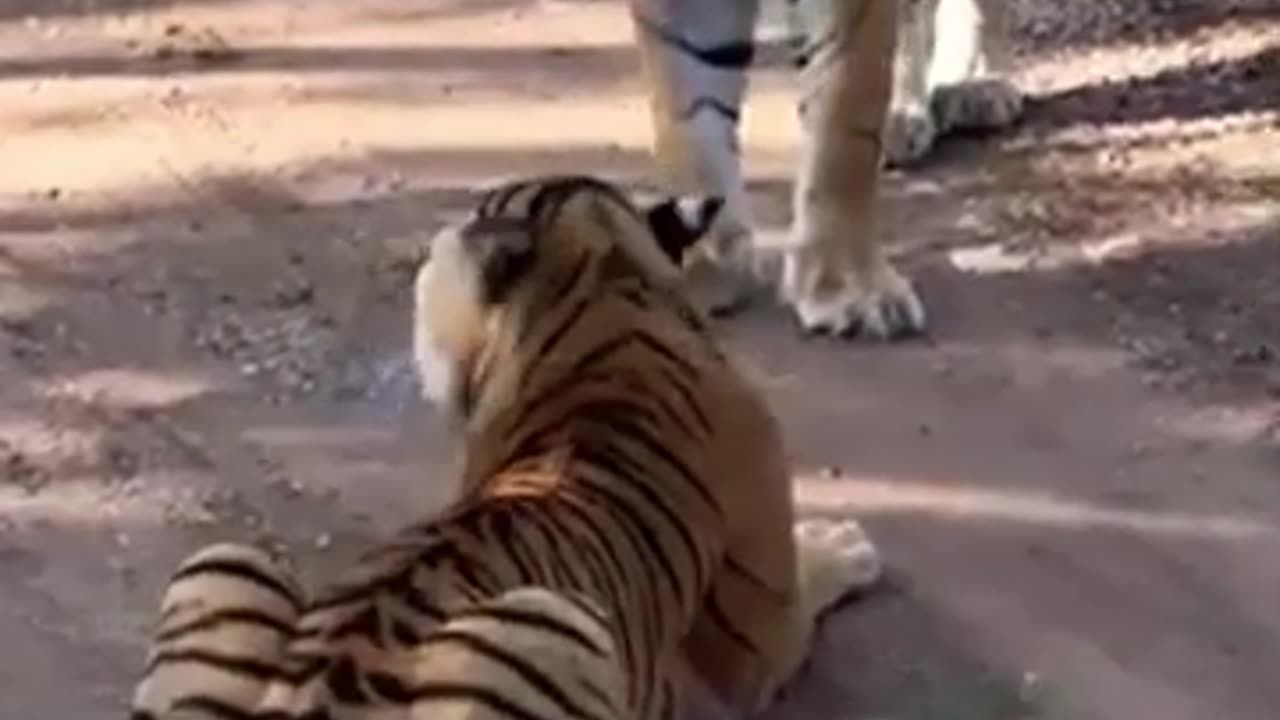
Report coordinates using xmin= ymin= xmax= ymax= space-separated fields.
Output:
xmin=407 ymin=683 xmax=554 ymax=720
xmin=577 ymin=441 xmax=708 ymax=594
xmin=441 ymin=539 xmax=506 ymax=596
xmin=329 ymin=606 xmax=383 ymax=645
xmin=579 ymin=403 xmax=719 ymax=516
xmin=516 ymin=295 xmax=593 ymax=386
xmin=504 ymin=363 xmax=708 ymax=458
xmin=480 ymin=178 xmax=535 ymax=217
xmin=170 ymin=558 xmax=302 ymax=613
xmin=326 ymin=655 xmax=367 ymax=703
xmin=616 ymin=285 xmax=653 ymax=310
xmin=451 ymin=603 xmax=610 ymax=658
xmin=550 ymin=497 xmax=639 ymax=699
xmin=704 ymin=593 xmax=761 ymax=655
xmin=487 ymin=509 xmax=540 ymax=584
xmin=498 ymin=369 xmax=617 ymax=445
xmin=633 ymin=13 xmax=756 ymax=69
xmin=627 ymin=331 xmax=701 ymax=380
xmin=169 ymin=696 xmax=258 ymax=720
xmin=725 ymin=555 xmax=790 ymax=603
xmin=573 ymin=465 xmax=684 ymax=614
xmin=390 ymin=616 xmax=423 ymax=646
xmin=640 ymin=377 xmax=707 ymax=443
xmin=307 ymin=577 xmax=387 ymax=613
xmin=276 ymin=652 xmax=331 ymax=685
xmin=680 ymin=96 xmax=741 ymax=123
xmin=519 ymin=507 xmax=580 ymax=590
xmin=144 ymin=648 xmax=281 ymax=679
xmin=658 ymin=676 xmax=677 ymax=720
xmin=157 ymin=607 xmax=295 ymax=643
xmin=420 ymin=630 xmax=609 ymax=720
xmin=518 ymin=250 xmax=594 ymax=345
xmin=565 ymin=478 xmax=669 ymax=704
xmin=366 ymin=669 xmax=414 ymax=703
xmin=556 ymin=329 xmax=701 ymax=385
xmin=557 ymin=590 xmax=611 ymax=630
xmin=527 ymin=177 xmax=640 ymax=236
xmin=387 ymin=567 xmax=448 ymax=623
xmin=576 ymin=676 xmax=619 ymax=715
xmin=656 ymin=366 xmax=713 ymax=437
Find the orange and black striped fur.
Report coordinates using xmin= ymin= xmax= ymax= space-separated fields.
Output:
xmin=130 ymin=175 xmax=882 ymax=719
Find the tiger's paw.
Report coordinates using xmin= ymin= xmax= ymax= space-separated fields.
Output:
xmin=681 ymin=221 xmax=772 ymax=318
xmin=883 ymin=104 xmax=938 ymax=167
xmin=794 ymin=517 xmax=883 ymax=614
xmin=931 ymin=77 xmax=1024 ymax=133
xmin=783 ymin=256 xmax=926 ymax=341
xmin=683 ymin=255 xmax=764 ymax=318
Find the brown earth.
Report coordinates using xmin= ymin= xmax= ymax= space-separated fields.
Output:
xmin=0 ymin=1 xmax=1277 ymax=718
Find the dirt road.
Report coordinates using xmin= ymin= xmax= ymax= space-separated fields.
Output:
xmin=0 ymin=1 xmax=1277 ymax=718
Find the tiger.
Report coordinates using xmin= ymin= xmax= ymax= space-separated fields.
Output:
xmin=129 ymin=175 xmax=884 ymax=719
xmin=632 ymin=0 xmax=1022 ymax=337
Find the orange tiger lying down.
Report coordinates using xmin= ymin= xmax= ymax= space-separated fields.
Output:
xmin=130 ymin=175 xmax=883 ymax=719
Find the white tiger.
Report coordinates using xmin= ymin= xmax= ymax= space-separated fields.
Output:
xmin=633 ymin=0 xmax=1022 ymax=337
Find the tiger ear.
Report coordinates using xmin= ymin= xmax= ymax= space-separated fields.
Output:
xmin=642 ymin=196 xmax=725 ymax=264
xmin=462 ymin=217 xmax=535 ymax=304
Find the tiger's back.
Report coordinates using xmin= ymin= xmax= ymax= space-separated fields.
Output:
xmin=132 ymin=176 xmax=803 ymax=720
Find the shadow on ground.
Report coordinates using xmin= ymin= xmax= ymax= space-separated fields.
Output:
xmin=2 ymin=114 xmax=1277 ymax=715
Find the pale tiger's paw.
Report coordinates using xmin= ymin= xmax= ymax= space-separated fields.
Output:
xmin=783 ymin=255 xmax=926 ymax=341
xmin=883 ymin=104 xmax=939 ymax=167
xmin=931 ymin=77 xmax=1024 ymax=133
xmin=681 ymin=223 xmax=771 ymax=319
xmin=683 ymin=254 xmax=763 ymax=318
xmin=794 ymin=517 xmax=884 ymax=614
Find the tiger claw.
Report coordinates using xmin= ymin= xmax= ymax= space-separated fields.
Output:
xmin=785 ymin=260 xmax=926 ymax=341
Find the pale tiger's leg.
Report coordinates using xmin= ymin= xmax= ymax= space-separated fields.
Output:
xmin=131 ymin=543 xmax=304 ymax=719
xmin=927 ymin=0 xmax=1024 ymax=136
xmin=629 ymin=0 xmax=763 ymax=316
xmin=783 ymin=0 xmax=926 ymax=338
xmin=407 ymin=587 xmax=630 ymax=720
xmin=883 ymin=0 xmax=940 ymax=166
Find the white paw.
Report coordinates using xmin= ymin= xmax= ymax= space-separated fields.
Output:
xmin=794 ymin=517 xmax=883 ymax=611
xmin=783 ymin=258 xmax=926 ymax=340
xmin=681 ymin=224 xmax=766 ymax=318
xmin=883 ymin=105 xmax=938 ymax=167
xmin=931 ymin=77 xmax=1024 ymax=133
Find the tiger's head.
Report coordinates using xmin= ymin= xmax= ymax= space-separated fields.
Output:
xmin=412 ymin=175 xmax=722 ymax=418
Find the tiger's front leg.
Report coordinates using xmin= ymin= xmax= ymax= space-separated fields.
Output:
xmin=784 ymin=0 xmax=926 ymax=338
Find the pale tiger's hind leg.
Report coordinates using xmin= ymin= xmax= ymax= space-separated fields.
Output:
xmin=131 ymin=543 xmax=304 ymax=719
xmin=630 ymin=0 xmax=765 ymax=316
xmin=784 ymin=0 xmax=926 ymax=339
xmin=407 ymin=587 xmax=629 ymax=720
xmin=883 ymin=0 xmax=940 ymax=166
xmin=926 ymin=0 xmax=1023 ymax=137
xmin=885 ymin=0 xmax=1024 ymax=166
